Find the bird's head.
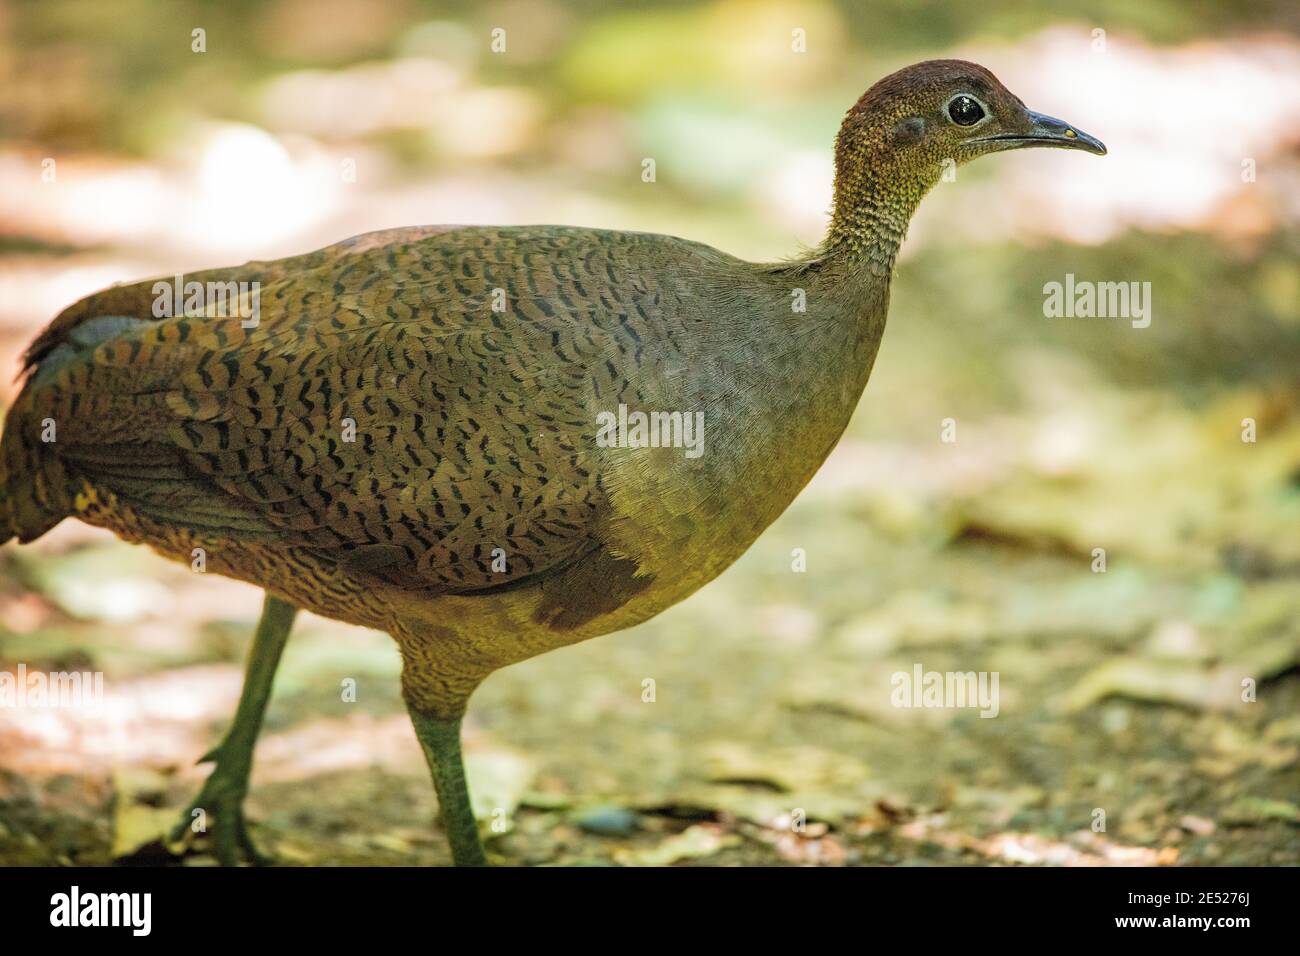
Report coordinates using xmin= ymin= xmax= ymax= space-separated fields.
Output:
xmin=828 ymin=59 xmax=1105 ymax=257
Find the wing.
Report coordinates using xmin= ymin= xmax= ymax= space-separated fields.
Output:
xmin=16 ymin=225 xmax=702 ymax=591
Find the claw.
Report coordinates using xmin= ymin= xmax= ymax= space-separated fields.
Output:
xmin=169 ymin=767 xmax=272 ymax=866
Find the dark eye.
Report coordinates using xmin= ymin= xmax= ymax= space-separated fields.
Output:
xmin=947 ymin=95 xmax=985 ymax=126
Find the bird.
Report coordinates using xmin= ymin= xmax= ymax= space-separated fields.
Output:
xmin=0 ymin=60 xmax=1104 ymax=866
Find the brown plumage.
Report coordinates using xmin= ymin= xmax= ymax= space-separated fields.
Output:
xmin=0 ymin=60 xmax=1104 ymax=865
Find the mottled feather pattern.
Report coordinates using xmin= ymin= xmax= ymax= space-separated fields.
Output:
xmin=1 ymin=219 xmax=870 ymax=702
xmin=17 ymin=228 xmax=682 ymax=588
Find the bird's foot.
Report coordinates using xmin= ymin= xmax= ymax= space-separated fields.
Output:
xmin=168 ymin=745 xmax=271 ymax=866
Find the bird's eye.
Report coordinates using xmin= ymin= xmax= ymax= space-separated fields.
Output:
xmin=947 ymin=95 xmax=985 ymax=126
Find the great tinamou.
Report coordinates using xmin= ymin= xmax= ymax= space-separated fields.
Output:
xmin=0 ymin=60 xmax=1104 ymax=866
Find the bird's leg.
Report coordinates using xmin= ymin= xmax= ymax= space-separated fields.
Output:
xmin=407 ymin=707 xmax=488 ymax=866
xmin=169 ymin=593 xmax=298 ymax=865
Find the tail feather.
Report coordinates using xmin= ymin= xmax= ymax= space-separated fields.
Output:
xmin=0 ymin=400 xmax=72 ymax=544
xmin=0 ymin=318 xmax=154 ymax=544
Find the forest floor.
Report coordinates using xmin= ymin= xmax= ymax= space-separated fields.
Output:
xmin=1 ymin=514 xmax=1297 ymax=867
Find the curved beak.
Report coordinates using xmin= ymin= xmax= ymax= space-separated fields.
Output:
xmin=970 ymin=110 xmax=1107 ymax=156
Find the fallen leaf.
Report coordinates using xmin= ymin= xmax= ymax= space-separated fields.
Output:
xmin=613 ymin=824 xmax=739 ymax=866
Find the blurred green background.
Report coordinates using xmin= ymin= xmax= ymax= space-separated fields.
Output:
xmin=0 ymin=0 xmax=1297 ymax=866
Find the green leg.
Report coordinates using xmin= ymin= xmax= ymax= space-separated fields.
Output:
xmin=169 ymin=593 xmax=297 ymax=865
xmin=407 ymin=708 xmax=488 ymax=866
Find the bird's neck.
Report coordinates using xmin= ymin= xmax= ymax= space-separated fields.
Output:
xmin=821 ymin=159 xmax=933 ymax=276
xmin=738 ymin=156 xmax=938 ymax=496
